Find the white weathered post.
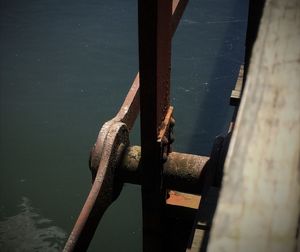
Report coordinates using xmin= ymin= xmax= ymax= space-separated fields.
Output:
xmin=207 ymin=0 xmax=300 ymax=251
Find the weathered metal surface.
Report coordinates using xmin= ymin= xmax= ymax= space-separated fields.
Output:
xmin=158 ymin=107 xmax=175 ymax=163
xmin=65 ymin=0 xmax=190 ymax=251
xmin=138 ymin=0 xmax=172 ymax=128
xmin=89 ymin=0 xmax=189 ymax=183
xmin=118 ymin=145 xmax=210 ymax=194
xmin=164 ymin=151 xmax=209 ymax=194
xmin=114 ymin=73 xmax=140 ymax=130
xmin=157 ymin=106 xmax=174 ymax=140
xmin=64 ymin=122 xmax=129 ymax=251
xmin=138 ymin=0 xmax=173 ymax=250
xmin=64 ymin=75 xmax=137 ymax=250
xmin=89 ymin=74 xmax=139 ymax=179
xmin=166 ymin=191 xmax=200 ymax=209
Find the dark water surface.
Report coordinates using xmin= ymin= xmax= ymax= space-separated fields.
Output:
xmin=0 ymin=0 xmax=248 ymax=251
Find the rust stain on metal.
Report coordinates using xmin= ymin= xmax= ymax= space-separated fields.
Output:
xmin=115 ymin=73 xmax=140 ymax=131
xmin=90 ymin=74 xmax=140 ymax=179
xmin=157 ymin=106 xmax=174 ymax=140
xmin=119 ymin=146 xmax=210 ymax=195
xmin=65 ymin=0 xmax=190 ymax=251
xmin=64 ymin=122 xmax=129 ymax=251
xmin=167 ymin=191 xmax=200 ymax=209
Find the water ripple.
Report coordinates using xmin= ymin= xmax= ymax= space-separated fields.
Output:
xmin=0 ymin=197 xmax=66 ymax=252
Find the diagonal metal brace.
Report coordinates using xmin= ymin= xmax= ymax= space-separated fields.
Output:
xmin=64 ymin=122 xmax=129 ymax=251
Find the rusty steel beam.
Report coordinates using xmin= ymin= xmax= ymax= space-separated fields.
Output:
xmin=63 ymin=0 xmax=189 ymax=251
xmin=112 ymin=0 xmax=188 ymax=131
xmin=114 ymin=73 xmax=140 ymax=131
xmin=119 ymin=146 xmax=210 ymax=195
xmin=138 ymin=0 xmax=173 ymax=251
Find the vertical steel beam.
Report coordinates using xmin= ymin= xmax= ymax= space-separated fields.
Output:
xmin=138 ymin=0 xmax=172 ymax=251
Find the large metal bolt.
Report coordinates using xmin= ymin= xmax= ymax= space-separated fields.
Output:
xmin=119 ymin=146 xmax=210 ymax=195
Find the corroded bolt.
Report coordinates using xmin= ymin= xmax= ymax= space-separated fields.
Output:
xmin=119 ymin=146 xmax=210 ymax=195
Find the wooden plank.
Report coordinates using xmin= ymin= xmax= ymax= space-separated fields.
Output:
xmin=230 ymin=65 xmax=244 ymax=106
xmin=187 ymin=187 xmax=220 ymax=252
xmin=188 ymin=229 xmax=205 ymax=252
xmin=207 ymin=0 xmax=300 ymax=252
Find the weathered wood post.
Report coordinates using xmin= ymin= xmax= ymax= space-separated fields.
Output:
xmin=207 ymin=0 xmax=300 ymax=251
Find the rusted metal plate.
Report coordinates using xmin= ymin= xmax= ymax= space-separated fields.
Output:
xmin=167 ymin=191 xmax=200 ymax=209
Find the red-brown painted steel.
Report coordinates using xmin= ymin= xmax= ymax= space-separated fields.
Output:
xmin=64 ymin=122 xmax=129 ymax=251
xmin=138 ymin=1 xmax=188 ymax=250
xmin=138 ymin=0 xmax=172 ymax=251
xmin=115 ymin=73 xmax=140 ymax=131
xmin=89 ymin=74 xmax=140 ymax=180
xmin=64 ymin=1 xmax=189 ymax=251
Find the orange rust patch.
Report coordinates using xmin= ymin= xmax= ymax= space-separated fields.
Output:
xmin=166 ymin=191 xmax=200 ymax=209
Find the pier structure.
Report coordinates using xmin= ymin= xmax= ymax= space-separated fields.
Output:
xmin=64 ymin=0 xmax=300 ymax=251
